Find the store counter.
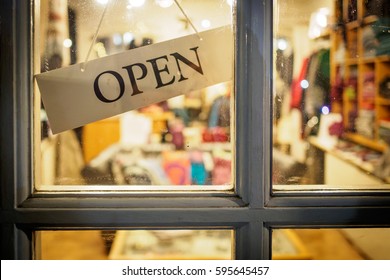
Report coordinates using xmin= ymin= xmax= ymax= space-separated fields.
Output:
xmin=108 ymin=229 xmax=311 ymax=260
xmin=308 ymin=137 xmax=389 ymax=187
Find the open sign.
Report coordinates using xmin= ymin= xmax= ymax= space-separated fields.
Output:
xmin=35 ymin=26 xmax=233 ymax=134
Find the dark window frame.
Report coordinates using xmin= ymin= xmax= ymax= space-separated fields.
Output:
xmin=1 ymin=0 xmax=390 ymax=260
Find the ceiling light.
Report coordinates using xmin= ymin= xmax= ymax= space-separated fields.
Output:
xmin=201 ymin=19 xmax=211 ymax=28
xmin=156 ymin=0 xmax=174 ymax=8
xmin=123 ymin=32 xmax=134 ymax=44
xmin=316 ymin=13 xmax=328 ymax=28
xmin=113 ymin=34 xmax=123 ymax=46
xmin=63 ymin=38 xmax=72 ymax=48
xmin=129 ymin=0 xmax=145 ymax=7
xmin=96 ymin=0 xmax=109 ymax=5
xmin=300 ymin=80 xmax=309 ymax=89
xmin=277 ymin=38 xmax=287 ymax=50
xmin=321 ymin=106 xmax=330 ymax=115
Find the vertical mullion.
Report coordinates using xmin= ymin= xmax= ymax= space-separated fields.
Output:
xmin=235 ymin=0 xmax=251 ymax=203
xmin=236 ymin=0 xmax=272 ymax=207
xmin=16 ymin=226 xmax=33 ymax=260
xmin=235 ymin=0 xmax=273 ymax=259
xmin=1 ymin=224 xmax=32 ymax=260
xmin=248 ymin=0 xmax=273 ymax=207
xmin=235 ymin=222 xmax=266 ymax=259
xmin=262 ymin=224 xmax=272 ymax=259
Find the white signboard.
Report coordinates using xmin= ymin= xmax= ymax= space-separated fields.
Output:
xmin=36 ymin=26 xmax=233 ymax=134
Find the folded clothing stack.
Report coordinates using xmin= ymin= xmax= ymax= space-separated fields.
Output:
xmin=372 ymin=17 xmax=390 ymax=56
xmin=379 ymin=77 xmax=390 ymax=99
xmin=361 ymin=72 xmax=375 ymax=110
xmin=355 ymin=110 xmax=376 ymax=138
xmin=379 ymin=119 xmax=390 ymax=145
xmin=362 ymin=25 xmax=378 ymax=57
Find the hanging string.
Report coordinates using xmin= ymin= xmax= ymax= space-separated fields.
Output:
xmin=80 ymin=1 xmax=110 ymax=72
xmin=174 ymin=0 xmax=202 ymax=40
xmin=81 ymin=0 xmax=201 ymax=72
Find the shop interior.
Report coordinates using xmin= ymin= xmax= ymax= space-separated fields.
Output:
xmin=273 ymin=0 xmax=390 ymax=188
xmin=37 ymin=0 xmax=390 ymax=259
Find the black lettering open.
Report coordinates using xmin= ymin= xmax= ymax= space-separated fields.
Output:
xmin=93 ymin=70 xmax=125 ymax=103
xmin=146 ymin=55 xmax=175 ymax=89
xmin=122 ymin=63 xmax=148 ymax=95
xmin=170 ymin=46 xmax=203 ymax=82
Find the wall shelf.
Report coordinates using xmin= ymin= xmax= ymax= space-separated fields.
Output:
xmin=332 ymin=0 xmax=390 ymax=153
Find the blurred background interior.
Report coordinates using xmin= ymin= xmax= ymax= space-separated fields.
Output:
xmin=36 ymin=0 xmax=390 ymax=259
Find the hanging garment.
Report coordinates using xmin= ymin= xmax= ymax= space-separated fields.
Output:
xmin=362 ymin=72 xmax=376 ymax=110
xmin=208 ymin=95 xmax=230 ymax=128
xmin=191 ymin=162 xmax=208 ymax=185
xmin=212 ymin=157 xmax=231 ymax=185
xmin=290 ymin=57 xmax=310 ymax=109
xmin=303 ymin=49 xmax=330 ymax=119
xmin=162 ymin=151 xmax=191 ymax=185
xmin=330 ymin=67 xmax=344 ymax=103
xmin=190 ymin=150 xmax=208 ymax=185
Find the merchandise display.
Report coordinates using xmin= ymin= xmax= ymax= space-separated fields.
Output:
xmin=108 ymin=229 xmax=311 ymax=260
xmin=109 ymin=230 xmax=233 ymax=260
xmin=273 ymin=0 xmax=390 ymax=187
xmin=38 ymin=0 xmax=234 ymax=188
xmin=35 ymin=0 xmax=390 ymax=261
xmin=333 ymin=0 xmax=390 ymax=151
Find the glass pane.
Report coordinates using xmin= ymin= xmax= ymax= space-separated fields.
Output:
xmin=272 ymin=228 xmax=390 ymax=260
xmin=272 ymin=0 xmax=390 ymax=191
xmin=36 ymin=0 xmax=235 ymax=191
xmin=37 ymin=229 xmax=233 ymax=260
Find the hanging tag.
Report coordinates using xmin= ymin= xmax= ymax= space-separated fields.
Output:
xmin=36 ymin=26 xmax=233 ymax=134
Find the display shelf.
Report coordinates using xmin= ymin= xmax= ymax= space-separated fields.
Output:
xmin=346 ymin=29 xmax=359 ymax=59
xmin=314 ymin=30 xmax=331 ymax=40
xmin=361 ymin=57 xmax=376 ymax=63
xmin=344 ymin=132 xmax=386 ymax=152
xmin=376 ymin=98 xmax=390 ymax=106
xmin=375 ymin=55 xmax=390 ymax=63
xmin=363 ymin=15 xmax=379 ymax=25
xmin=331 ymin=0 xmax=390 ymax=153
xmin=345 ymin=58 xmax=359 ymax=66
xmin=184 ymin=142 xmax=231 ymax=151
xmin=346 ymin=21 xmax=359 ymax=30
xmin=308 ymin=136 xmax=388 ymax=185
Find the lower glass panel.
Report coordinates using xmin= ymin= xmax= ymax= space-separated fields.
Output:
xmin=272 ymin=228 xmax=390 ymax=260
xmin=36 ymin=228 xmax=390 ymax=259
xmin=37 ymin=229 xmax=233 ymax=260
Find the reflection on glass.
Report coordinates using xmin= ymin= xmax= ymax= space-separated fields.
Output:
xmin=273 ymin=0 xmax=390 ymax=190
xmin=37 ymin=229 xmax=233 ymax=260
xmin=272 ymin=228 xmax=390 ymax=260
xmin=37 ymin=0 xmax=234 ymax=190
